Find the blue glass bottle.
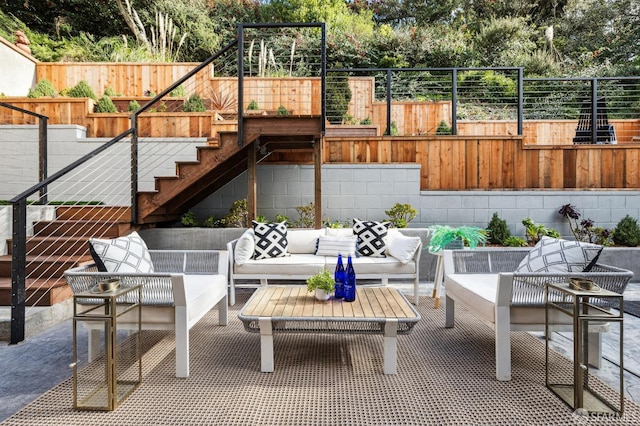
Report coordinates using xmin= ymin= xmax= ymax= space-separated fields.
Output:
xmin=344 ymin=255 xmax=356 ymax=302
xmin=334 ymin=254 xmax=345 ymax=299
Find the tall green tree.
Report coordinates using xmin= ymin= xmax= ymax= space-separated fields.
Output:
xmin=368 ymin=0 xmax=462 ymax=26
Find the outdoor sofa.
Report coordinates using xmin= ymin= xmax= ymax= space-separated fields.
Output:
xmin=227 ymin=220 xmax=423 ymax=305
xmin=65 ymin=232 xmax=228 ymax=378
xmin=442 ymin=239 xmax=633 ymax=381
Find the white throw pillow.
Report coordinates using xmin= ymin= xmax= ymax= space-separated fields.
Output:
xmin=288 ymin=229 xmax=326 ymax=254
xmin=315 ymin=235 xmax=357 ymax=257
xmin=88 ymin=231 xmax=154 ymax=273
xmin=515 ymin=236 xmax=602 ymax=273
xmin=234 ymin=229 xmax=255 ymax=265
xmin=252 ymin=221 xmax=289 ymax=260
xmin=388 ymin=234 xmax=422 ymax=264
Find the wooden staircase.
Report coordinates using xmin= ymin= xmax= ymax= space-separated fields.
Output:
xmin=137 ymin=115 xmax=323 ymax=224
xmin=0 ymin=206 xmax=133 ymax=306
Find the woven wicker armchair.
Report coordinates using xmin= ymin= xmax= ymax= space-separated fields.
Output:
xmin=65 ymin=250 xmax=229 ymax=378
xmin=442 ymin=248 xmax=633 ymax=381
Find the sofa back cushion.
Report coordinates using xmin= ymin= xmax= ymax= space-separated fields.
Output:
xmin=315 ymin=235 xmax=357 ymax=257
xmin=287 ymin=229 xmax=326 ymax=254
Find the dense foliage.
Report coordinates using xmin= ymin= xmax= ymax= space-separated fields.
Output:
xmin=0 ymin=0 xmax=638 ymax=76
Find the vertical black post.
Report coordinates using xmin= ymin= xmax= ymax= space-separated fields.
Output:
xmin=386 ymin=69 xmax=392 ymax=135
xmin=38 ymin=116 xmax=48 ymax=203
xmin=590 ymin=79 xmax=598 ymax=143
xmin=10 ymin=200 xmax=26 ymax=344
xmin=517 ymin=68 xmax=523 ymax=136
xmin=130 ymin=113 xmax=139 ymax=225
xmin=238 ymin=24 xmax=245 ymax=147
xmin=451 ymin=69 xmax=458 ymax=136
xmin=320 ymin=23 xmax=326 ymax=133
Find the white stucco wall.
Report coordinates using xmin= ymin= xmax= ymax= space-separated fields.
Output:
xmin=0 ymin=37 xmax=36 ymax=96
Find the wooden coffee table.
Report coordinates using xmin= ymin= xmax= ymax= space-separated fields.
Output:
xmin=238 ymin=286 xmax=420 ymax=374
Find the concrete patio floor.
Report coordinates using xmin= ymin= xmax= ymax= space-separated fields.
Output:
xmin=1 ymin=280 xmax=639 ymax=422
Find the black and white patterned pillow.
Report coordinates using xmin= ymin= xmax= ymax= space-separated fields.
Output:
xmin=353 ymin=218 xmax=390 ymax=257
xmin=252 ymin=221 xmax=289 ymax=260
xmin=88 ymin=231 xmax=154 ymax=273
xmin=516 ymin=236 xmax=602 ymax=273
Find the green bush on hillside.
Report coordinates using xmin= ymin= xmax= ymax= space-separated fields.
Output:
xmin=67 ymin=80 xmax=98 ymax=100
xmin=27 ymin=79 xmax=56 ymax=98
xmin=94 ymin=96 xmax=117 ymax=113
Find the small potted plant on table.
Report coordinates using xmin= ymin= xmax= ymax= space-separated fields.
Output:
xmin=306 ymin=268 xmax=335 ymax=301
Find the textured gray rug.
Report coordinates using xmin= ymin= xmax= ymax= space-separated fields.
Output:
xmin=3 ymin=289 xmax=640 ymax=426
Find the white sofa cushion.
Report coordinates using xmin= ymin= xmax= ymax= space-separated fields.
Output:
xmin=326 ymin=227 xmax=353 ymax=237
xmin=252 ymin=221 xmax=289 ymax=260
xmin=388 ymin=234 xmax=421 ymax=264
xmin=315 ymin=235 xmax=357 ymax=257
xmin=234 ymin=229 xmax=255 ymax=265
xmin=445 ymin=273 xmax=498 ymax=323
xmin=288 ymin=229 xmax=326 ymax=254
xmin=235 ymin=254 xmax=325 ymax=275
xmin=88 ymin=231 xmax=154 ymax=273
xmin=346 ymin=255 xmax=416 ymax=275
xmin=515 ymin=236 xmax=602 ymax=273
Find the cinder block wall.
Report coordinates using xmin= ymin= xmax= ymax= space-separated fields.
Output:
xmin=193 ymin=164 xmax=640 ymax=238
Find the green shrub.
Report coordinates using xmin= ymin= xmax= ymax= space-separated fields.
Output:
xmin=67 ymin=80 xmax=97 ymax=100
xmin=276 ymin=105 xmax=290 ymax=116
xmin=325 ymin=72 xmax=352 ymax=124
xmin=103 ymin=86 xmax=117 ymax=97
xmin=486 ymin=212 xmax=510 ymax=245
xmin=94 ymin=96 xmax=117 ymax=113
xmin=169 ymin=85 xmax=187 ymax=97
xmin=182 ymin=93 xmax=206 ymax=112
xmin=247 ymin=99 xmax=259 ymax=110
xmin=612 ymin=215 xmax=640 ymax=247
xmin=360 ymin=117 xmax=372 ymax=125
xmin=504 ymin=236 xmax=528 ymax=247
xmin=435 ymin=120 xmax=452 ymax=135
xmin=128 ymin=100 xmax=141 ymax=112
xmin=522 ymin=218 xmax=560 ymax=245
xmin=202 ymin=216 xmax=221 ymax=228
xmin=292 ymin=202 xmax=315 ymax=228
xmin=223 ymin=199 xmax=248 ymax=228
xmin=385 ymin=203 xmax=417 ymax=228
xmin=27 ymin=79 xmax=56 ymax=98
xmin=275 ymin=214 xmax=291 ymax=227
xmin=181 ymin=211 xmax=199 ymax=227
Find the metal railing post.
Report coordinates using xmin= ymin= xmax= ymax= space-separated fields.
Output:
xmin=130 ymin=113 xmax=138 ymax=225
xmin=517 ymin=68 xmax=523 ymax=136
xmin=591 ymin=78 xmax=598 ymax=143
xmin=451 ymin=69 xmax=458 ymax=135
xmin=238 ymin=24 xmax=245 ymax=147
xmin=38 ymin=116 xmax=48 ymax=203
xmin=10 ymin=199 xmax=27 ymax=344
xmin=386 ymin=69 xmax=392 ymax=135
xmin=321 ymin=23 xmax=326 ymax=133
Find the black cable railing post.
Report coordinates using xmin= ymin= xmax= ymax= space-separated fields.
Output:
xmin=451 ymin=69 xmax=458 ymax=135
xmin=130 ymin=113 xmax=139 ymax=225
xmin=320 ymin=23 xmax=326 ymax=133
xmin=517 ymin=67 xmax=523 ymax=136
xmin=238 ymin=24 xmax=245 ymax=147
xmin=386 ymin=69 xmax=392 ymax=135
xmin=38 ymin=116 xmax=48 ymax=203
xmin=10 ymin=199 xmax=26 ymax=344
xmin=591 ymin=78 xmax=598 ymax=143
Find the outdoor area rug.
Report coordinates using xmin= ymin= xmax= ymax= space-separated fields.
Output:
xmin=3 ymin=290 xmax=640 ymax=426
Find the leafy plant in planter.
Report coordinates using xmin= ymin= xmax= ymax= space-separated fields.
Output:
xmin=128 ymin=100 xmax=141 ymax=112
xmin=276 ymin=105 xmax=290 ymax=116
xmin=170 ymin=84 xmax=187 ymax=97
xmin=182 ymin=93 xmax=206 ymax=112
xmin=222 ymin=199 xmax=248 ymax=228
xmin=435 ymin=120 xmax=452 ymax=135
xmin=27 ymin=79 xmax=56 ymax=98
xmin=247 ymin=99 xmax=259 ymax=110
xmin=94 ymin=96 xmax=117 ymax=113
xmin=306 ymin=268 xmax=335 ymax=301
xmin=486 ymin=212 xmax=510 ymax=245
xmin=558 ymin=204 xmax=613 ymax=246
xmin=67 ymin=80 xmax=97 ymax=101
xmin=428 ymin=225 xmax=487 ymax=252
xmin=385 ymin=203 xmax=417 ymax=228
xmin=181 ymin=211 xmax=199 ymax=227
xmin=612 ymin=215 xmax=640 ymax=247
xmin=326 ymin=71 xmax=352 ymax=124
xmin=522 ymin=218 xmax=560 ymax=245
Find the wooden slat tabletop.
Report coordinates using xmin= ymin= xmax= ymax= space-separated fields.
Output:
xmin=239 ymin=286 xmax=419 ymax=321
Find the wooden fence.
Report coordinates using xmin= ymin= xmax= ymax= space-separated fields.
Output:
xmin=321 ymin=136 xmax=640 ymax=190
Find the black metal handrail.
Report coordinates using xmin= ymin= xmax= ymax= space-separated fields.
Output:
xmin=0 ymin=101 xmax=48 ymax=202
